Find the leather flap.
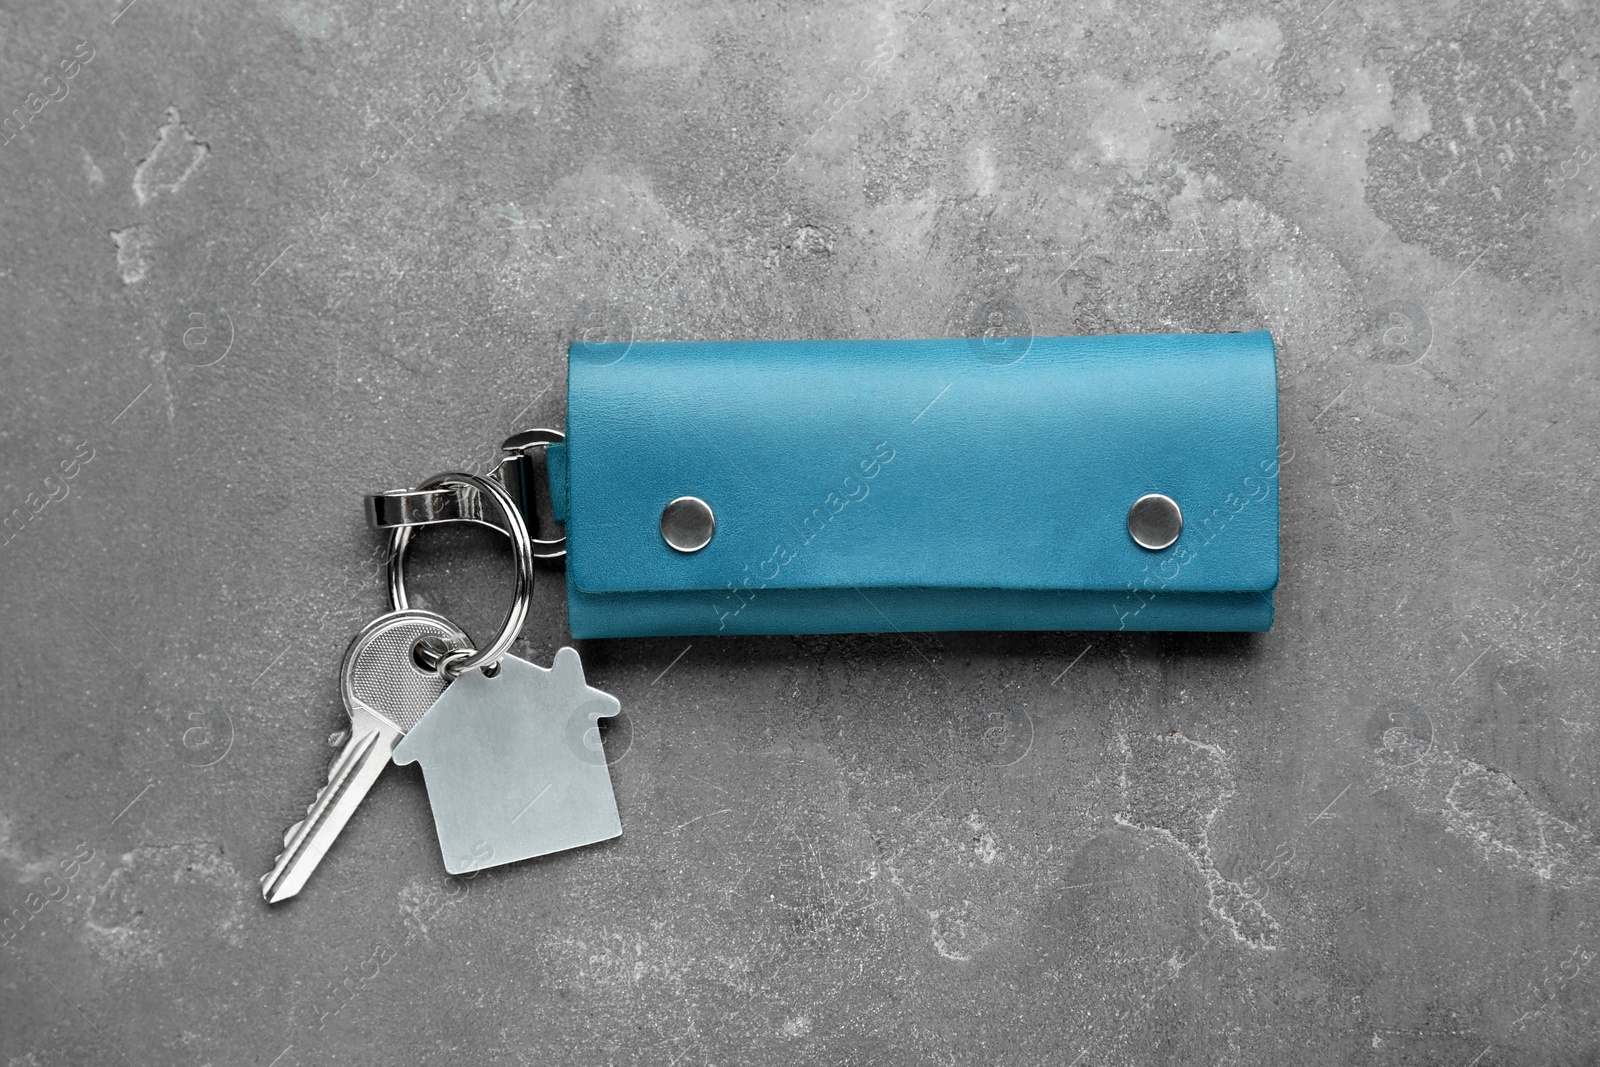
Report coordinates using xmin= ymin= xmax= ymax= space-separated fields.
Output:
xmin=564 ymin=332 xmax=1279 ymax=597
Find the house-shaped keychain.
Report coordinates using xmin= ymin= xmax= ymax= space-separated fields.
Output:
xmin=394 ymin=647 xmax=622 ymax=874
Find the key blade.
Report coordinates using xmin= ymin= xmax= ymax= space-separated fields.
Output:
xmin=261 ymin=728 xmax=397 ymax=903
xmin=259 ymin=609 xmax=467 ymax=905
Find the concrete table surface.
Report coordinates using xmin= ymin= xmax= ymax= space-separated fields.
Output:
xmin=2 ymin=0 xmax=1597 ymax=1063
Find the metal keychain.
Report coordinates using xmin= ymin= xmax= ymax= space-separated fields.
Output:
xmin=369 ymin=451 xmax=623 ymax=876
xmin=261 ymin=468 xmax=543 ymax=902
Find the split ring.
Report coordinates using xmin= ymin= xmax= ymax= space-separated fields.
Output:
xmin=386 ymin=471 xmax=534 ymax=678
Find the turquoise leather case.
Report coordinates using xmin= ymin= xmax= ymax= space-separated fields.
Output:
xmin=549 ymin=331 xmax=1279 ymax=638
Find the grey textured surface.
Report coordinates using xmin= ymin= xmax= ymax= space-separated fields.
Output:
xmin=2 ymin=0 xmax=1598 ymax=1063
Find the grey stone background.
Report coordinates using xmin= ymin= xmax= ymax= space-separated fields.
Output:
xmin=1 ymin=0 xmax=1597 ymax=1062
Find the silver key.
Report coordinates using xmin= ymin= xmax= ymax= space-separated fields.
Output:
xmin=261 ymin=609 xmax=468 ymax=903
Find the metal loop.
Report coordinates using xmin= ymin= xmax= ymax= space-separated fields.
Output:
xmin=500 ymin=429 xmax=566 ymax=560
xmin=387 ymin=471 xmax=534 ymax=676
xmin=433 ymin=645 xmax=477 ymax=680
xmin=412 ymin=634 xmax=473 ymax=676
xmin=366 ymin=485 xmax=504 ymax=534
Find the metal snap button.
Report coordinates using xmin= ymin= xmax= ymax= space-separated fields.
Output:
xmin=1127 ymin=493 xmax=1182 ymax=550
xmin=661 ymin=496 xmax=715 ymax=552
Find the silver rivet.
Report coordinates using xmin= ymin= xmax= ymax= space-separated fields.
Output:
xmin=1127 ymin=493 xmax=1182 ymax=550
xmin=660 ymin=496 xmax=715 ymax=553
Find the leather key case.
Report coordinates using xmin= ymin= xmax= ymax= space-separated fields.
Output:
xmin=545 ymin=331 xmax=1280 ymax=638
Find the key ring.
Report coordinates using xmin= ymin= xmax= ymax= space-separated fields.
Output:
xmin=386 ymin=471 xmax=534 ymax=678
